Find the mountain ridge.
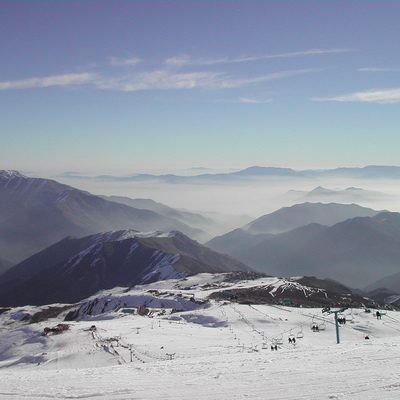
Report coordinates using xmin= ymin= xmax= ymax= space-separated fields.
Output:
xmin=207 ymin=208 xmax=400 ymax=288
xmin=0 ymin=230 xmax=251 ymax=306
xmin=58 ymin=165 xmax=400 ymax=183
xmin=0 ymin=170 xmax=209 ymax=263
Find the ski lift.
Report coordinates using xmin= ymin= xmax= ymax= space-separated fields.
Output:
xmin=345 ymin=310 xmax=354 ymax=322
xmin=262 ymin=342 xmax=268 ymax=349
xmin=318 ymin=320 xmax=326 ymax=331
xmin=288 ymin=330 xmax=296 ymax=342
xmin=275 ymin=335 xmax=283 ymax=345
xmin=310 ymin=318 xmax=319 ymax=331
xmin=296 ymin=326 xmax=304 ymax=339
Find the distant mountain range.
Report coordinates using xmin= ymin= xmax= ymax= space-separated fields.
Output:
xmin=0 ymin=170 xmax=211 ymax=263
xmin=59 ymin=165 xmax=400 ymax=183
xmin=0 ymin=230 xmax=250 ymax=306
xmin=365 ymin=272 xmax=400 ymax=294
xmin=286 ymin=186 xmax=392 ymax=205
xmin=243 ymin=202 xmax=379 ymax=234
xmin=206 ymin=203 xmax=400 ymax=289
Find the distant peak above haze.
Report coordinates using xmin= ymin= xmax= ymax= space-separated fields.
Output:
xmin=0 ymin=170 xmax=27 ymax=179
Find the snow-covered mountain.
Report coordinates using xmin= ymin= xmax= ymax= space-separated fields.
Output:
xmin=0 ymin=170 xmax=208 ymax=263
xmin=64 ymin=272 xmax=391 ymax=321
xmin=0 ymin=230 xmax=251 ymax=306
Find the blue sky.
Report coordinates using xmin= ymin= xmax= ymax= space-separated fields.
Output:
xmin=1 ymin=0 xmax=400 ymax=177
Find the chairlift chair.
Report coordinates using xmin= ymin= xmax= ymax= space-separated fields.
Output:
xmin=296 ymin=327 xmax=304 ymax=339
xmin=310 ymin=321 xmax=319 ymax=330
xmin=275 ymin=335 xmax=283 ymax=345
xmin=345 ymin=310 xmax=354 ymax=322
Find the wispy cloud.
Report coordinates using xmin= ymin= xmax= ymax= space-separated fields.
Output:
xmin=0 ymin=49 xmax=331 ymax=93
xmin=109 ymin=57 xmax=142 ymax=67
xmin=95 ymin=68 xmax=317 ymax=92
xmin=239 ymin=97 xmax=272 ymax=104
xmin=163 ymin=55 xmax=194 ymax=67
xmin=223 ymin=48 xmax=351 ymax=64
xmin=358 ymin=67 xmax=398 ymax=72
xmin=0 ymin=68 xmax=317 ymax=93
xmin=95 ymin=70 xmax=224 ymax=91
xmin=313 ymin=88 xmax=400 ymax=104
xmin=0 ymin=73 xmax=97 ymax=91
xmin=164 ymin=49 xmax=353 ymax=67
xmin=163 ymin=48 xmax=351 ymax=67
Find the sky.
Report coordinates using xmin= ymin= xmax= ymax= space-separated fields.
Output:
xmin=1 ymin=0 xmax=400 ymax=177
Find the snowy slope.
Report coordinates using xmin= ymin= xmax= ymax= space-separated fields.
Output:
xmin=0 ymin=274 xmax=400 ymax=399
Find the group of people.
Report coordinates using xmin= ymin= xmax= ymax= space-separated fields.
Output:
xmin=311 ymin=325 xmax=320 ymax=332
xmin=288 ymin=337 xmax=296 ymax=344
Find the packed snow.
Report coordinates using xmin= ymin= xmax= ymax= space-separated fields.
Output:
xmin=1 ymin=274 xmax=400 ymax=399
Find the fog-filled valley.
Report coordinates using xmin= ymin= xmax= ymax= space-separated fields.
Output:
xmin=58 ymin=167 xmax=400 ymax=220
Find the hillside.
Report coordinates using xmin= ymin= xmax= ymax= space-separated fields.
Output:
xmin=243 ymin=202 xmax=379 ymax=234
xmin=365 ymin=272 xmax=400 ymax=294
xmin=0 ymin=257 xmax=13 ymax=277
xmin=0 ymin=230 xmax=250 ymax=306
xmin=207 ymin=212 xmax=400 ymax=289
xmin=0 ymin=170 xmax=208 ymax=262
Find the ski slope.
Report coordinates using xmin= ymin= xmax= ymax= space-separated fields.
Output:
xmin=1 ymin=275 xmax=400 ymax=399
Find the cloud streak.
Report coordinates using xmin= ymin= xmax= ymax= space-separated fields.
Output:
xmin=163 ymin=49 xmax=351 ymax=67
xmin=313 ymin=88 xmax=400 ymax=104
xmin=109 ymin=57 xmax=142 ymax=67
xmin=0 ymin=73 xmax=97 ymax=91
xmin=358 ymin=67 xmax=398 ymax=72
xmin=0 ymin=48 xmax=338 ymax=93
xmin=95 ymin=69 xmax=317 ymax=92
xmin=239 ymin=97 xmax=273 ymax=104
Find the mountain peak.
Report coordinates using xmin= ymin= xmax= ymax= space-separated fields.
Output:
xmin=88 ymin=230 xmax=177 ymax=244
xmin=0 ymin=170 xmax=27 ymax=180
